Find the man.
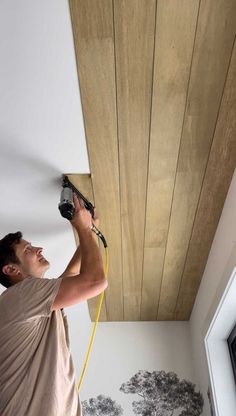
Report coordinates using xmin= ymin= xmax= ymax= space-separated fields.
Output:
xmin=0 ymin=195 xmax=107 ymax=416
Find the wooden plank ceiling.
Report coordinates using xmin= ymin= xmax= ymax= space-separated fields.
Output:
xmin=68 ymin=0 xmax=236 ymax=321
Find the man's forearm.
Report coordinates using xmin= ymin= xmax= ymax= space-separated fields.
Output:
xmin=62 ymin=227 xmax=98 ymax=277
xmin=63 ymin=245 xmax=81 ymax=277
xmin=76 ymin=226 xmax=104 ymax=280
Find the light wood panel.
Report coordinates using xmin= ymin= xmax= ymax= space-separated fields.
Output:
xmin=157 ymin=0 xmax=236 ymax=320
xmin=114 ymin=0 xmax=156 ymax=320
xmin=70 ymin=0 xmax=123 ymax=321
xmin=69 ymin=1 xmax=236 ymax=321
xmin=141 ymin=0 xmax=200 ymax=320
xmin=175 ymin=38 xmax=236 ymax=320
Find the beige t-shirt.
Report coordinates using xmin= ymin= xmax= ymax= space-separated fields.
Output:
xmin=0 ymin=277 xmax=82 ymax=416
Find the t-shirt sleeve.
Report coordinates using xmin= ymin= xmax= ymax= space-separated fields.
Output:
xmin=20 ymin=277 xmax=62 ymax=320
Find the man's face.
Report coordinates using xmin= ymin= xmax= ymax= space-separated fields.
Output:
xmin=14 ymin=239 xmax=50 ymax=278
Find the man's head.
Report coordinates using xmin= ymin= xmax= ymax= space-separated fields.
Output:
xmin=0 ymin=232 xmax=50 ymax=288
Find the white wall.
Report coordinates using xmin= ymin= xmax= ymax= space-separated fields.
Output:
xmin=66 ymin=317 xmax=197 ymax=414
xmin=0 ymin=0 xmax=89 ymax=293
xmin=190 ymin=169 xmax=236 ymax=416
xmin=205 ymin=266 xmax=236 ymax=416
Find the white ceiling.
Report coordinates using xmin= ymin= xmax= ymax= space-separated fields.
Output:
xmin=0 ymin=0 xmax=90 ymax=294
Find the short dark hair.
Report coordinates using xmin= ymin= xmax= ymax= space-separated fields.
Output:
xmin=0 ymin=232 xmax=22 ymax=288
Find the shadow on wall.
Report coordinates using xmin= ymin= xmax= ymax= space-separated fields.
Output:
xmin=0 ymin=133 xmax=61 ymax=190
xmin=207 ymin=385 xmax=216 ymax=416
xmin=82 ymin=370 xmax=204 ymax=415
xmin=0 ymin=132 xmax=68 ymax=237
xmin=0 ymin=129 xmax=60 ymax=177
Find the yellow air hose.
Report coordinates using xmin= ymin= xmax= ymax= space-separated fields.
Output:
xmin=77 ymin=243 xmax=109 ymax=392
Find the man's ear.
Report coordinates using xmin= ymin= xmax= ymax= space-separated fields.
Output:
xmin=2 ymin=265 xmax=20 ymax=276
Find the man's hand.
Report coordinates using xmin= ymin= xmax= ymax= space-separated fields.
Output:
xmin=70 ymin=193 xmax=93 ymax=232
xmin=93 ymin=209 xmax=99 ymax=229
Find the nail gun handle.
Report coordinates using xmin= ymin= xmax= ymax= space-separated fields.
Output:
xmin=74 ymin=188 xmax=95 ymax=219
xmin=63 ymin=176 xmax=95 ymax=219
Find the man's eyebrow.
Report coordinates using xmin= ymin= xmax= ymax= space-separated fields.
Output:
xmin=23 ymin=242 xmax=32 ymax=249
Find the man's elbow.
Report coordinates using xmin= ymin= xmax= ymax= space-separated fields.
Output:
xmin=98 ymin=269 xmax=108 ymax=289
xmin=102 ymin=276 xmax=108 ymax=289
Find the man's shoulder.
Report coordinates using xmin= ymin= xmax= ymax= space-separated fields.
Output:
xmin=0 ymin=278 xmax=36 ymax=303
xmin=0 ymin=283 xmax=24 ymax=310
xmin=0 ymin=282 xmax=22 ymax=297
xmin=0 ymin=283 xmax=23 ymax=322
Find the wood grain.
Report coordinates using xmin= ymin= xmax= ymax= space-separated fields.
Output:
xmin=69 ymin=0 xmax=236 ymax=322
xmin=157 ymin=0 xmax=236 ymax=320
xmin=141 ymin=0 xmax=200 ymax=320
xmin=175 ymin=37 xmax=236 ymax=320
xmin=114 ymin=0 xmax=156 ymax=320
xmin=69 ymin=0 xmax=123 ymax=321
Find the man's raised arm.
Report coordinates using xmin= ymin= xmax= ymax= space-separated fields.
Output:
xmin=59 ymin=212 xmax=99 ymax=278
xmin=52 ymin=195 xmax=107 ymax=310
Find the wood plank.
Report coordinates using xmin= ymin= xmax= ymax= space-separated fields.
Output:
xmin=114 ymin=0 xmax=156 ymax=320
xmin=141 ymin=0 xmax=200 ymax=320
xmin=67 ymin=174 xmax=107 ymax=321
xmin=175 ymin=37 xmax=236 ymax=320
xmin=69 ymin=0 xmax=123 ymax=321
xmin=157 ymin=0 xmax=236 ymax=320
